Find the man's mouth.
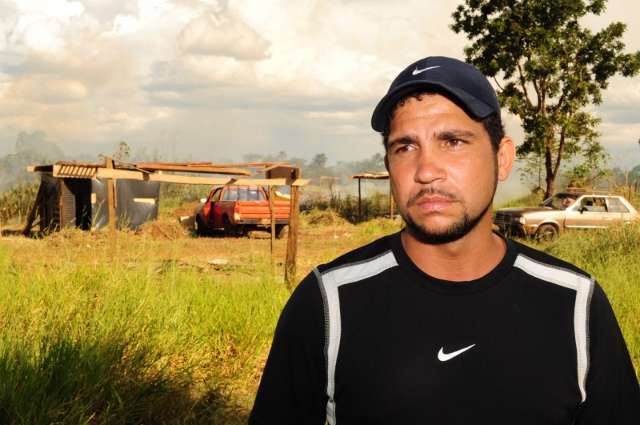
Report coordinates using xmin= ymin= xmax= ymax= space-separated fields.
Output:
xmin=413 ymin=196 xmax=457 ymax=212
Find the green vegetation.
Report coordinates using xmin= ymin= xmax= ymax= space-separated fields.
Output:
xmin=0 ymin=235 xmax=291 ymax=424
xmin=0 ymin=193 xmax=637 ymax=423
xmin=302 ymin=191 xmax=394 ymax=223
xmin=453 ymin=0 xmax=640 ymax=198
xmin=0 ymin=182 xmax=39 ymax=225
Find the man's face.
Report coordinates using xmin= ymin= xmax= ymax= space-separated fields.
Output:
xmin=386 ymin=94 xmax=508 ymax=244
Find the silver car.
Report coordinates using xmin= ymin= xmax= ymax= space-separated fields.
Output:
xmin=494 ymin=192 xmax=639 ymax=241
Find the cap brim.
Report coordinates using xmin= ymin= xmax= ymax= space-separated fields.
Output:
xmin=371 ymin=80 xmax=495 ymax=132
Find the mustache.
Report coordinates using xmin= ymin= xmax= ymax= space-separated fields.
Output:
xmin=407 ymin=187 xmax=459 ymax=207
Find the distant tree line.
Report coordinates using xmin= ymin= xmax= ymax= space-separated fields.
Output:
xmin=242 ymin=151 xmax=386 ymax=183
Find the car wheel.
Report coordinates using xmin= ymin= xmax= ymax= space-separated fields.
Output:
xmin=223 ymin=216 xmax=235 ymax=236
xmin=535 ymin=224 xmax=558 ymax=242
xmin=275 ymin=224 xmax=289 ymax=239
xmin=195 ymin=216 xmax=208 ymax=236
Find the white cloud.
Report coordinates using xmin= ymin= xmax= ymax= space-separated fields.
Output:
xmin=9 ymin=0 xmax=84 ymax=53
xmin=178 ymin=11 xmax=271 ymax=60
xmin=10 ymin=77 xmax=88 ymax=103
xmin=0 ymin=0 xmax=637 ymax=169
xmin=110 ymin=14 xmax=141 ymax=35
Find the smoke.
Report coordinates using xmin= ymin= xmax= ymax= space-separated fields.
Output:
xmin=0 ymin=131 xmax=64 ymax=192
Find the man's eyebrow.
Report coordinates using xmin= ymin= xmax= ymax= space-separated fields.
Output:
xmin=387 ymin=135 xmax=416 ymax=148
xmin=436 ymin=129 xmax=477 ymax=139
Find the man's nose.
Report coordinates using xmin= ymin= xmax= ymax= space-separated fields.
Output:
xmin=414 ymin=149 xmax=446 ymax=184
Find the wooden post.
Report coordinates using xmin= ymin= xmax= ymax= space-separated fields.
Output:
xmin=357 ymin=178 xmax=362 ymax=222
xmin=269 ymin=185 xmax=275 ymax=263
xmin=105 ymin=157 xmax=117 ymax=232
xmin=285 ymin=172 xmax=301 ymax=289
xmin=23 ymin=182 xmax=44 ymax=236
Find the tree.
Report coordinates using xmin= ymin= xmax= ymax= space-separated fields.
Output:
xmin=113 ymin=141 xmax=131 ymax=162
xmin=309 ymin=153 xmax=328 ymax=170
xmin=452 ymin=0 xmax=640 ymax=198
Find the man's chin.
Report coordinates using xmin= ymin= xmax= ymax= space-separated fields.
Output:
xmin=404 ymin=221 xmax=469 ymax=245
xmin=402 ymin=210 xmax=485 ymax=245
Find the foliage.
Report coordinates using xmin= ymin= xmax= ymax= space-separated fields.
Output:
xmin=452 ymin=0 xmax=640 ymax=198
xmin=112 ymin=141 xmax=132 ymax=162
xmin=610 ymin=165 xmax=640 ymax=189
xmin=0 ymin=183 xmax=39 ymax=224
xmin=159 ymin=183 xmax=210 ymax=210
xmin=494 ymin=190 xmax=545 ymax=209
xmin=301 ymin=191 xmax=393 ymax=223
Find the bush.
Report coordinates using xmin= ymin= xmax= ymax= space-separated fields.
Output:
xmin=302 ymin=191 xmax=393 ymax=223
xmin=0 ymin=183 xmax=39 ymax=224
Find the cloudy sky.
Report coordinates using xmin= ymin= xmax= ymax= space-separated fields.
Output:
xmin=0 ymin=0 xmax=639 ymax=170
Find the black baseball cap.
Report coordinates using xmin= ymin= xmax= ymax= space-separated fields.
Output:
xmin=371 ymin=56 xmax=501 ymax=132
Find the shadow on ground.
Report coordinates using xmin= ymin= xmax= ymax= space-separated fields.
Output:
xmin=0 ymin=334 xmax=248 ymax=425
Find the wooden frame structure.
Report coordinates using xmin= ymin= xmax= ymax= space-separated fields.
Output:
xmin=26 ymin=159 xmax=308 ymax=286
xmin=351 ymin=171 xmax=394 ymax=222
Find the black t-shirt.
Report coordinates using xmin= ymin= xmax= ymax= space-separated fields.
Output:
xmin=250 ymin=232 xmax=640 ymax=425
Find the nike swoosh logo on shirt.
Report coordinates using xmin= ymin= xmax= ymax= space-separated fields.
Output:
xmin=412 ymin=65 xmax=441 ymax=75
xmin=437 ymin=344 xmax=476 ymax=362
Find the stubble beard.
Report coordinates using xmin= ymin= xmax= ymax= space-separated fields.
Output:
xmin=402 ymin=195 xmax=493 ymax=245
xmin=399 ymin=170 xmax=498 ymax=245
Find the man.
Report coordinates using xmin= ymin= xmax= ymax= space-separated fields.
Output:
xmin=249 ymin=57 xmax=640 ymax=425
xmin=562 ymin=196 xmax=577 ymax=209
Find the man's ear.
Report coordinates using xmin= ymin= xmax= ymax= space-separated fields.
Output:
xmin=497 ymin=136 xmax=515 ymax=181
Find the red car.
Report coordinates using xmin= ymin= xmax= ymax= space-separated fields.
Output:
xmin=195 ymin=185 xmax=290 ymax=237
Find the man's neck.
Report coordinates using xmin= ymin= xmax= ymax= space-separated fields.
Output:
xmin=400 ymin=217 xmax=506 ymax=282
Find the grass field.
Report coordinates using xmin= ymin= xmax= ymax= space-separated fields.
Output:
xmin=0 ymin=205 xmax=638 ymax=424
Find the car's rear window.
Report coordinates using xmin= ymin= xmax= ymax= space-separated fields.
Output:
xmin=222 ymin=187 xmax=265 ymax=201
xmin=607 ymin=197 xmax=630 ymax=213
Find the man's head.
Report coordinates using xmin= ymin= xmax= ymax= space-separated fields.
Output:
xmin=371 ymin=56 xmax=515 ymax=244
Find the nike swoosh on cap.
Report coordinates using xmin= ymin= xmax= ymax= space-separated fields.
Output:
xmin=411 ymin=65 xmax=441 ymax=76
xmin=437 ymin=344 xmax=476 ymax=362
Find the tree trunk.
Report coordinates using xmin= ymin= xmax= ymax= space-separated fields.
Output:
xmin=544 ymin=142 xmax=555 ymax=199
xmin=545 ymin=173 xmax=555 ymax=201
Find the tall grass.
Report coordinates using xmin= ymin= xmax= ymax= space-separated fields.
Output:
xmin=0 ymin=237 xmax=290 ymax=424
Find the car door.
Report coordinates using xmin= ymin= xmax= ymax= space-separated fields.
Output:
xmin=566 ymin=196 xmax=608 ymax=229
xmin=213 ymin=186 xmax=238 ymax=228
xmin=205 ymin=187 xmax=222 ymax=226
xmin=564 ymin=197 xmax=586 ymax=229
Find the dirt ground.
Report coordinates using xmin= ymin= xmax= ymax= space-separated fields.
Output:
xmin=0 ymin=209 xmax=398 ymax=283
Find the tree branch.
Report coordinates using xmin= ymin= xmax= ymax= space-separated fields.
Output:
xmin=516 ymin=61 xmax=533 ymax=108
xmin=554 ymin=91 xmax=567 ymax=114
xmin=531 ymin=77 xmax=542 ymax=113
xmin=540 ymin=77 xmax=547 ymax=113
xmin=493 ymin=77 xmax=504 ymax=92
xmin=553 ymin=125 xmax=567 ymax=178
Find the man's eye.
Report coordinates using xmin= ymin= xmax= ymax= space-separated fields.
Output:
xmin=394 ymin=144 xmax=415 ymax=154
xmin=444 ymin=139 xmax=466 ymax=149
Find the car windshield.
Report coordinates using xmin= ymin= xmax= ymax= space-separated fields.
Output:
xmin=541 ymin=194 xmax=578 ymax=210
